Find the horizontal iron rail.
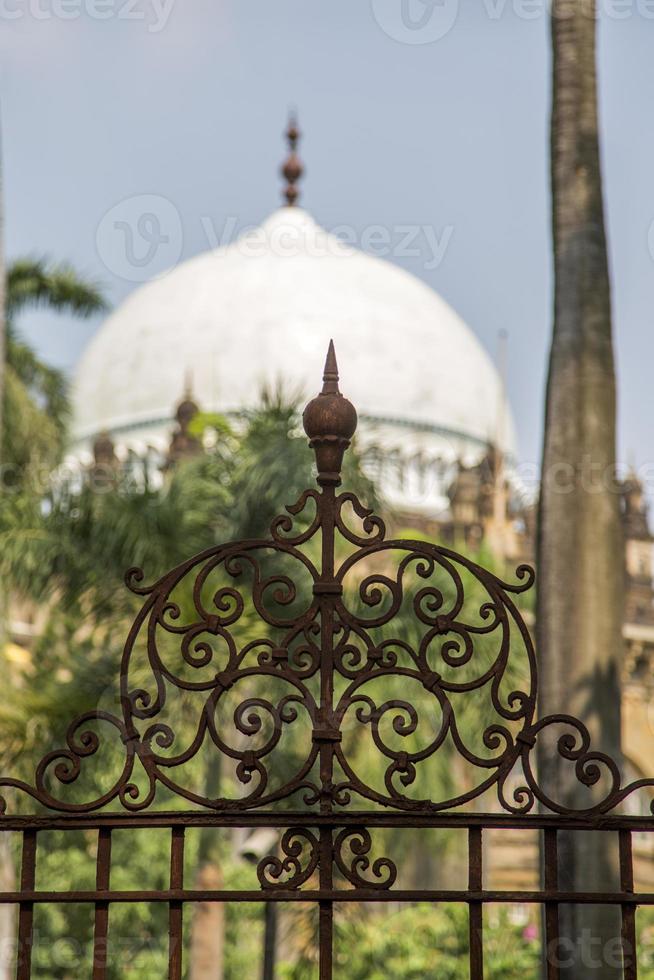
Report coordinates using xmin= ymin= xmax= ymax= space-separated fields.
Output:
xmin=0 ymin=811 xmax=653 ymax=831
xmin=0 ymin=889 xmax=653 ymax=905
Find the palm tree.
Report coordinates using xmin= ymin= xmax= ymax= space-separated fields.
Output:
xmin=2 ymin=258 xmax=107 ymax=475
xmin=0 ymin=125 xmax=5 ymax=462
xmin=537 ymin=2 xmax=623 ymax=976
xmin=0 ymin=244 xmax=106 ymax=977
xmin=0 ymin=117 xmax=10 ymax=980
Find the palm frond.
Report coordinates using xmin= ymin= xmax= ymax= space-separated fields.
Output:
xmin=6 ymin=257 xmax=108 ymax=319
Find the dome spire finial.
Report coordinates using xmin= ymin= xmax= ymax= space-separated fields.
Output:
xmin=281 ymin=110 xmax=303 ymax=207
xmin=322 ymin=338 xmax=339 ymax=394
xmin=183 ymin=367 xmax=194 ymax=399
xmin=302 ymin=341 xmax=357 ymax=486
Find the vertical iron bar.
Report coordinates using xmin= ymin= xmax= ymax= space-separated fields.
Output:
xmin=319 ymin=826 xmax=333 ymax=980
xmin=318 ymin=482 xmax=336 ymax=819
xmin=169 ymin=826 xmax=185 ymax=980
xmin=92 ymin=827 xmax=112 ymax=980
xmin=261 ymin=901 xmax=277 ymax=980
xmin=318 ymin=899 xmax=333 ymax=980
xmin=620 ymin=829 xmax=637 ymax=980
xmin=16 ymin=829 xmax=36 ymax=980
xmin=468 ymin=826 xmax=483 ymax=979
xmin=544 ymin=827 xmax=560 ymax=980
xmin=317 ymin=481 xmax=336 ymax=980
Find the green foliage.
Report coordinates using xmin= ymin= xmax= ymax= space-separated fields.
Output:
xmin=2 ymin=256 xmax=108 ymax=480
xmin=0 ymin=351 xmax=541 ymax=975
xmin=278 ymin=904 xmax=540 ymax=980
xmin=6 ymin=258 xmax=107 ymax=321
xmin=0 ymin=387 xmax=379 ymax=797
xmin=27 ymin=828 xmax=170 ymax=979
xmin=2 ymin=362 xmax=64 ymax=476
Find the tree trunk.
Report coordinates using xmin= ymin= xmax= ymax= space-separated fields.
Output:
xmin=0 ymin=116 xmax=5 ymax=459
xmin=189 ymin=758 xmax=225 ymax=979
xmin=0 ymin=834 xmax=14 ymax=980
xmin=0 ymin=116 xmax=14 ymax=980
xmin=189 ymin=861 xmax=225 ymax=980
xmin=538 ymin=1 xmax=624 ymax=977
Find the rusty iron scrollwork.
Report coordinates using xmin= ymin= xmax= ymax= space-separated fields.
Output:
xmin=257 ymin=828 xmax=320 ymax=890
xmin=1 ymin=342 xmax=653 ymax=827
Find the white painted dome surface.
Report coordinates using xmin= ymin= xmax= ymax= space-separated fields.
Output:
xmin=72 ymin=208 xmax=515 ymax=493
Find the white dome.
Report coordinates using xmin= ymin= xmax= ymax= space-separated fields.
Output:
xmin=72 ymin=207 xmax=516 ymax=509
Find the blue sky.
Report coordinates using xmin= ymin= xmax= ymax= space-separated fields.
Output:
xmin=1 ymin=1 xmax=653 ymax=477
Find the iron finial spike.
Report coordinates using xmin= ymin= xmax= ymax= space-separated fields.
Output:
xmin=281 ymin=109 xmax=303 ymax=207
xmin=302 ymin=344 xmax=357 ymax=486
xmin=322 ymin=340 xmax=339 ymax=394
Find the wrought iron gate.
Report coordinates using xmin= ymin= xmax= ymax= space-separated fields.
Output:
xmin=1 ymin=344 xmax=653 ymax=979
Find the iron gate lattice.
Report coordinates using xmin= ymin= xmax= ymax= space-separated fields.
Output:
xmin=1 ymin=343 xmax=653 ymax=979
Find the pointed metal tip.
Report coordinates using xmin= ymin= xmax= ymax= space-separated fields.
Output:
xmin=324 ymin=339 xmax=337 ymax=375
xmin=322 ymin=340 xmax=339 ymax=393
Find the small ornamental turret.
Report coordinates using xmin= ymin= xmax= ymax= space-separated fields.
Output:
xmin=281 ymin=112 xmax=304 ymax=207
xmin=166 ymin=380 xmax=202 ymax=469
xmin=622 ymin=469 xmax=652 ymax=542
xmin=175 ymin=393 xmax=200 ymax=431
xmin=302 ymin=340 xmax=357 ymax=486
xmin=90 ymin=430 xmax=119 ymax=489
xmin=92 ymin=430 xmax=117 ymax=469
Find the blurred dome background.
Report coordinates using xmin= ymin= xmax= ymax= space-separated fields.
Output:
xmin=71 ymin=205 xmax=514 ymax=515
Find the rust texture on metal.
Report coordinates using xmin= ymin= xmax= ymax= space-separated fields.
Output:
xmin=544 ymin=827 xmax=560 ymax=980
xmin=1 ymin=344 xmax=652 ymax=978
xmin=1 ymin=343 xmax=651 ymax=821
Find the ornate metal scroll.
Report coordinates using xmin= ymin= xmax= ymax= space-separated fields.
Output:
xmin=2 ymin=343 xmax=653 ymax=821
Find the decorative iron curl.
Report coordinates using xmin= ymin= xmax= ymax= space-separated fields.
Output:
xmin=270 ymin=489 xmax=322 ymax=546
xmin=333 ymin=827 xmax=397 ymax=890
xmin=257 ymin=828 xmax=320 ymax=889
xmin=335 ymin=492 xmax=386 ymax=546
xmin=0 ymin=711 xmax=137 ymax=814
xmin=1 ymin=462 xmax=652 ymax=821
xmin=513 ymin=714 xmax=654 ymax=816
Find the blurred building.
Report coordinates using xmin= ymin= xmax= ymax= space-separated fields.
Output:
xmin=44 ymin=120 xmax=654 ymax=885
xmin=67 ymin=117 xmax=654 ymax=780
xmin=69 ymin=123 xmax=516 ymax=519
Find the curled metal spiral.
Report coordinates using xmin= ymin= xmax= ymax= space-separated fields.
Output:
xmin=257 ymin=828 xmax=320 ymax=889
xmin=1 ymin=468 xmax=652 ymax=819
xmin=333 ymin=827 xmax=397 ymax=890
